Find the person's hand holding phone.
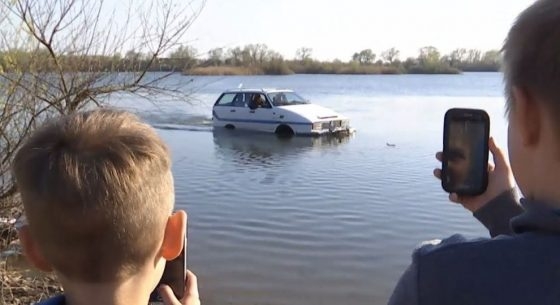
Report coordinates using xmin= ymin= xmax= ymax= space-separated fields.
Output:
xmin=158 ymin=270 xmax=200 ymax=305
xmin=434 ymin=137 xmax=516 ymax=212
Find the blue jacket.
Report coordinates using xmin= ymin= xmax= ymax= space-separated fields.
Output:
xmin=37 ymin=295 xmax=65 ymax=304
xmin=388 ymin=189 xmax=560 ymax=305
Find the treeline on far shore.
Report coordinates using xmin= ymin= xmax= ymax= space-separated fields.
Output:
xmin=0 ymin=45 xmax=501 ymax=76
xmin=180 ymin=45 xmax=501 ymax=76
xmin=176 ymin=45 xmax=501 ymax=75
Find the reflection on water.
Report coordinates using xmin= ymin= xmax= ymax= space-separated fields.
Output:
xmin=211 ymin=130 xmax=354 ymax=186
xmin=212 ymin=129 xmax=353 ymax=165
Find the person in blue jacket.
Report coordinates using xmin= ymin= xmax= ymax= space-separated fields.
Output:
xmin=389 ymin=0 xmax=560 ymax=304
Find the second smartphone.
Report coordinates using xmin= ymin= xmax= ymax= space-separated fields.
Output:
xmin=442 ymin=108 xmax=490 ymax=196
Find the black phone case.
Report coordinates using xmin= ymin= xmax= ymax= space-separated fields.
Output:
xmin=149 ymin=234 xmax=187 ymax=303
xmin=442 ymin=108 xmax=490 ymax=196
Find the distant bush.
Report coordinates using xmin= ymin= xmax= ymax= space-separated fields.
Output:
xmin=262 ymin=60 xmax=294 ymax=75
xmin=457 ymin=63 xmax=500 ymax=72
xmin=186 ymin=66 xmax=262 ymax=76
xmin=286 ymin=60 xmax=406 ymax=75
xmin=407 ymin=64 xmax=461 ymax=74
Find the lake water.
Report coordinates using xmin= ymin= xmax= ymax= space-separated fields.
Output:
xmin=113 ymin=73 xmax=509 ymax=305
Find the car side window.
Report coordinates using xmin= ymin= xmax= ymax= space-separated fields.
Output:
xmin=232 ymin=93 xmax=247 ymax=107
xmin=248 ymin=93 xmax=272 ymax=109
xmin=216 ymin=93 xmax=236 ymax=106
xmin=258 ymin=94 xmax=272 ymax=108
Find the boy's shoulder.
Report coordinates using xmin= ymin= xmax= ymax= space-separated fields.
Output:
xmin=412 ymin=233 xmax=497 ymax=258
xmin=412 ymin=230 xmax=545 ymax=262
xmin=409 ymin=232 xmax=560 ymax=305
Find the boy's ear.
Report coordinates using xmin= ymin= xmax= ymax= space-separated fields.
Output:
xmin=160 ymin=210 xmax=187 ymax=260
xmin=17 ymin=227 xmax=53 ymax=272
xmin=512 ymin=86 xmax=541 ymax=147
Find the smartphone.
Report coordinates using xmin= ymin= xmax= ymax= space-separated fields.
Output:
xmin=442 ymin=108 xmax=490 ymax=196
xmin=149 ymin=228 xmax=188 ymax=302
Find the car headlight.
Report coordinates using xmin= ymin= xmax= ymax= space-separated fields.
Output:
xmin=312 ymin=122 xmax=322 ymax=130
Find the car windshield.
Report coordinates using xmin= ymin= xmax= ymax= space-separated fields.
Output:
xmin=267 ymin=91 xmax=309 ymax=106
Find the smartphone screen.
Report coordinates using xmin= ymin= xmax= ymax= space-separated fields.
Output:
xmin=442 ymin=108 xmax=490 ymax=196
xmin=149 ymin=232 xmax=187 ymax=302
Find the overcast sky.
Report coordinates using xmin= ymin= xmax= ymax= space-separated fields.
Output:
xmin=181 ymin=0 xmax=534 ymax=61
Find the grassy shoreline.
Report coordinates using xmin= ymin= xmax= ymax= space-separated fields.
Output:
xmin=185 ymin=65 xmax=466 ymax=76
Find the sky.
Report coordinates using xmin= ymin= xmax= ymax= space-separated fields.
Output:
xmin=182 ymin=0 xmax=535 ymax=61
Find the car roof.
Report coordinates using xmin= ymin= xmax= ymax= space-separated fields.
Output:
xmin=222 ymin=88 xmax=294 ymax=94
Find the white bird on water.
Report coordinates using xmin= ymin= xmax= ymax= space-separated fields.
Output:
xmin=238 ymin=83 xmax=243 ymax=89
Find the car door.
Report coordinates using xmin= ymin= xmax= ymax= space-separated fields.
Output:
xmin=213 ymin=92 xmax=247 ymax=128
xmin=246 ymin=93 xmax=277 ymax=132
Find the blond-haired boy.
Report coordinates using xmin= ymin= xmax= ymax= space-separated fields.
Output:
xmin=13 ymin=109 xmax=199 ymax=305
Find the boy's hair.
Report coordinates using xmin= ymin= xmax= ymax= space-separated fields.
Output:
xmin=13 ymin=109 xmax=174 ymax=282
xmin=503 ymin=0 xmax=560 ymax=118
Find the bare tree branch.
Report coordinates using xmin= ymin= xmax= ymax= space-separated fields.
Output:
xmin=0 ymin=0 xmax=205 ymax=207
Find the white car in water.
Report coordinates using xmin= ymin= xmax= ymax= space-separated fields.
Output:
xmin=212 ymin=88 xmax=353 ymax=136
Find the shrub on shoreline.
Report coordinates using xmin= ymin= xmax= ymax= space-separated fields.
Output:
xmin=184 ymin=61 xmax=461 ymax=76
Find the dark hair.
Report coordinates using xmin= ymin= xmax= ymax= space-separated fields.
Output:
xmin=502 ymin=0 xmax=560 ymax=117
